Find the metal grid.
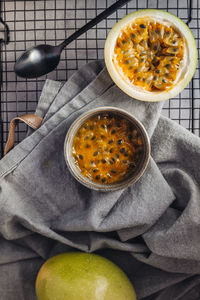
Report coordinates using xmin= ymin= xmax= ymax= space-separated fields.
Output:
xmin=0 ymin=0 xmax=199 ymax=158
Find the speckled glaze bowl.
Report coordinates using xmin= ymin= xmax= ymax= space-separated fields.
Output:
xmin=64 ymin=107 xmax=150 ymax=191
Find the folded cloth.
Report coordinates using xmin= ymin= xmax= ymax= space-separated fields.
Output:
xmin=0 ymin=61 xmax=200 ymax=300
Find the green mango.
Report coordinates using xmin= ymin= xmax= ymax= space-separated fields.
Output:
xmin=36 ymin=252 xmax=137 ymax=300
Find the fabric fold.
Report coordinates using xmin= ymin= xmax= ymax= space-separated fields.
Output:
xmin=0 ymin=61 xmax=200 ymax=300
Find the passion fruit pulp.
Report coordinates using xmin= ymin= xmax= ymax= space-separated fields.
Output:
xmin=105 ymin=9 xmax=197 ymax=102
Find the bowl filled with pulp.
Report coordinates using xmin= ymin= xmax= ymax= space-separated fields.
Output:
xmin=64 ymin=107 xmax=150 ymax=191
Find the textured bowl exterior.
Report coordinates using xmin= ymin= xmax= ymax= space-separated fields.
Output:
xmin=64 ymin=107 xmax=150 ymax=191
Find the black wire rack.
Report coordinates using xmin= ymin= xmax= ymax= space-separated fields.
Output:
xmin=0 ymin=0 xmax=199 ymax=158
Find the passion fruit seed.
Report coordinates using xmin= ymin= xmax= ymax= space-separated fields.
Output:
xmin=83 ymin=123 xmax=88 ymax=129
xmin=117 ymin=139 xmax=123 ymax=145
xmin=114 ymin=17 xmax=185 ymax=91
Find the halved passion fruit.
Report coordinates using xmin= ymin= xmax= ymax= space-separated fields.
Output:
xmin=104 ymin=9 xmax=197 ymax=102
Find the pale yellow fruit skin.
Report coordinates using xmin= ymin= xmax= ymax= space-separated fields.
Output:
xmin=36 ymin=252 xmax=137 ymax=300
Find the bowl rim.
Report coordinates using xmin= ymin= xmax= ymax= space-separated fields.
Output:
xmin=64 ymin=106 xmax=151 ymax=191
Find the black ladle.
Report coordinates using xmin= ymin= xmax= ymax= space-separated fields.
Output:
xmin=14 ymin=0 xmax=131 ymax=78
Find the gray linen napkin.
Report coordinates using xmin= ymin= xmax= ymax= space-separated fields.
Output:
xmin=0 ymin=61 xmax=200 ymax=300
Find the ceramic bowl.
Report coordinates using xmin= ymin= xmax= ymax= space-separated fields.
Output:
xmin=64 ymin=106 xmax=150 ymax=191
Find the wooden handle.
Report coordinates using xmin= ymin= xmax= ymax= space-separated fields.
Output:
xmin=4 ymin=114 xmax=43 ymax=155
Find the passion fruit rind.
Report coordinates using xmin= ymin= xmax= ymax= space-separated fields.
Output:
xmin=114 ymin=17 xmax=185 ymax=92
xmin=105 ymin=9 xmax=197 ymax=102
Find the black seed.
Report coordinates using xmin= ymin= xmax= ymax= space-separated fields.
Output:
xmin=129 ymin=162 xmax=136 ymax=168
xmin=131 ymin=33 xmax=136 ymax=39
xmin=85 ymin=144 xmax=90 ymax=148
xmin=109 ymin=160 xmax=114 ymax=165
xmin=79 ymin=154 xmax=83 ymax=160
xmin=95 ymin=175 xmax=100 ymax=180
xmin=83 ymin=123 xmax=88 ymax=129
xmin=93 ymin=151 xmax=99 ymax=156
xmin=90 ymin=161 xmax=95 ymax=165
xmin=162 ymin=78 xmax=167 ymax=83
xmin=134 ymin=69 xmax=138 ymax=73
xmin=153 ymin=45 xmax=158 ymax=51
xmin=155 ymin=69 xmax=160 ymax=74
xmin=173 ymin=48 xmax=178 ymax=52
xmin=137 ymin=76 xmax=141 ymax=80
xmin=152 ymin=59 xmax=160 ymax=67
xmin=128 ymin=134 xmax=133 ymax=140
xmin=117 ymin=139 xmax=123 ymax=145
xmin=102 ymin=114 xmax=109 ymax=119
xmin=111 ymin=157 xmax=116 ymax=163
xmin=155 ymin=29 xmax=159 ymax=34
xmin=93 ymin=169 xmax=99 ymax=173
xmin=115 ymin=153 xmax=120 ymax=159
xmin=109 ymin=148 xmax=114 ymax=153
xmin=116 ymin=122 xmax=121 ymax=128
xmin=111 ymin=169 xmax=117 ymax=174
xmin=107 ymin=173 xmax=112 ymax=178
xmin=101 ymin=135 xmax=105 ymax=139
xmin=91 ymin=136 xmax=96 ymax=140
xmin=122 ymin=40 xmax=126 ymax=44
xmin=90 ymin=125 xmax=94 ymax=130
xmin=120 ymin=147 xmax=125 ymax=153
xmin=140 ymin=58 xmax=144 ymax=63
xmin=124 ymin=151 xmax=129 ymax=157
xmin=102 ymin=178 xmax=106 ymax=183
xmin=108 ymin=139 xmax=113 ymax=144
xmin=165 ymin=73 xmax=169 ymax=77
xmin=84 ymin=136 xmax=89 ymax=140
xmin=129 ymin=66 xmax=133 ymax=70
xmin=165 ymin=64 xmax=171 ymax=68
xmin=122 ymin=160 xmax=127 ymax=164
xmin=165 ymin=31 xmax=170 ymax=36
xmin=153 ymin=76 xmax=158 ymax=80
xmin=102 ymin=159 xmax=106 ymax=164
xmin=142 ymin=78 xmax=146 ymax=82
xmin=140 ymin=24 xmax=146 ymax=29
xmin=101 ymin=124 xmax=106 ymax=129
xmin=125 ymin=60 xmax=129 ymax=64
xmin=172 ymin=40 xmax=177 ymax=44
xmin=111 ymin=129 xmax=116 ymax=134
